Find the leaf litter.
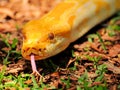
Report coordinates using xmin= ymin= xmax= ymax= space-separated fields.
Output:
xmin=0 ymin=0 xmax=120 ymax=89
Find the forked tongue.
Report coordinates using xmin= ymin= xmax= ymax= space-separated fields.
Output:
xmin=30 ymin=54 xmax=37 ymax=72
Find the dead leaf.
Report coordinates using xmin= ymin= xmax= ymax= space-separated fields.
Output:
xmin=109 ymin=44 xmax=120 ymax=57
xmin=104 ymin=62 xmax=120 ymax=74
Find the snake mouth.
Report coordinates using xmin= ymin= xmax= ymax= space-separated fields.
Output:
xmin=22 ymin=47 xmax=47 ymax=60
xmin=22 ymin=36 xmax=70 ymax=60
xmin=22 ymin=53 xmax=46 ymax=60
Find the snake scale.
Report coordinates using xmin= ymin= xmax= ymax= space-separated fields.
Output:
xmin=21 ymin=0 xmax=120 ymax=72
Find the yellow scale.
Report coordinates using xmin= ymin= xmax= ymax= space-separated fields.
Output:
xmin=21 ymin=0 xmax=120 ymax=73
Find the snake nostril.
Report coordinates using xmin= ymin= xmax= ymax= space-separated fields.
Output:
xmin=23 ymin=49 xmax=25 ymax=53
xmin=26 ymin=47 xmax=30 ymax=51
xmin=39 ymin=48 xmax=46 ymax=51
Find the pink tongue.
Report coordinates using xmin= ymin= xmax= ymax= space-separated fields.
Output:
xmin=30 ymin=54 xmax=37 ymax=72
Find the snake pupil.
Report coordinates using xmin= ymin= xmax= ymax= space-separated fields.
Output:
xmin=48 ymin=33 xmax=54 ymax=40
xmin=39 ymin=49 xmax=42 ymax=51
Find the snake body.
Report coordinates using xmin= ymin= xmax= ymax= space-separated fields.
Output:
xmin=22 ymin=0 xmax=120 ymax=60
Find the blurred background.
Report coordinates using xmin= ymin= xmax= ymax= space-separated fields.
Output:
xmin=0 ymin=0 xmax=61 ymax=32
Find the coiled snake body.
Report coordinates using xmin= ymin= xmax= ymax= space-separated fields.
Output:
xmin=21 ymin=0 xmax=120 ymax=72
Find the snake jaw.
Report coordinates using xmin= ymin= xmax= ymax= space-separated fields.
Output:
xmin=22 ymin=46 xmax=46 ymax=60
xmin=22 ymin=35 xmax=70 ymax=60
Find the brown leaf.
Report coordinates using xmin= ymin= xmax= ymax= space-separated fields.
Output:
xmin=104 ymin=62 xmax=120 ymax=74
xmin=74 ymin=42 xmax=91 ymax=51
xmin=102 ymin=33 xmax=120 ymax=41
xmin=51 ymin=72 xmax=60 ymax=77
xmin=0 ymin=8 xmax=13 ymax=19
xmin=109 ymin=84 xmax=117 ymax=90
xmin=25 ymin=79 xmax=32 ymax=84
xmin=109 ymin=44 xmax=120 ymax=57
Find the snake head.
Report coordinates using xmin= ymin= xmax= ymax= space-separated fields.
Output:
xmin=21 ymin=18 xmax=71 ymax=60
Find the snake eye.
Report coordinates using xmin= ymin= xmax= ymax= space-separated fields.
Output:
xmin=39 ymin=48 xmax=42 ymax=51
xmin=48 ymin=33 xmax=54 ymax=40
